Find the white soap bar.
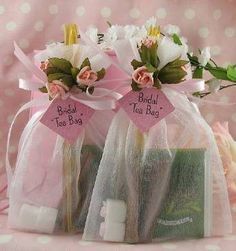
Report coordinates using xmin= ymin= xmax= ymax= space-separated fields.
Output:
xmin=36 ymin=207 xmax=58 ymax=234
xmin=19 ymin=204 xmax=39 ymax=231
xmin=103 ymin=221 xmax=126 ymax=242
xmin=105 ymin=199 xmax=127 ymax=223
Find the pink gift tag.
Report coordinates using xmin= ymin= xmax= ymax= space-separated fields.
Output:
xmin=40 ymin=97 xmax=95 ymax=143
xmin=119 ymin=88 xmax=175 ymax=132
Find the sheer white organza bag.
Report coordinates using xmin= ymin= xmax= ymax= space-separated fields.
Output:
xmin=7 ymin=32 xmax=118 ymax=234
xmin=83 ymin=34 xmax=232 ymax=243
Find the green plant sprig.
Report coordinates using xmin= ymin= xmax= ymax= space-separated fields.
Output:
xmin=187 ymin=52 xmax=236 ymax=98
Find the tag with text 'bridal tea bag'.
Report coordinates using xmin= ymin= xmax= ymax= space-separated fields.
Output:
xmin=119 ymin=88 xmax=175 ymax=132
xmin=40 ymin=97 xmax=95 ymax=143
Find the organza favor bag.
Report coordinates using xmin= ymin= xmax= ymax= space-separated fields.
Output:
xmin=84 ymin=89 xmax=232 ymax=243
xmin=7 ymin=26 xmax=120 ymax=234
xmin=83 ymin=25 xmax=232 ymax=243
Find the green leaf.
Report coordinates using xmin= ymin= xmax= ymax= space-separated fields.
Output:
xmin=97 ymin=68 xmax=106 ymax=80
xmin=153 ymin=78 xmax=161 ymax=89
xmin=193 ymin=67 xmax=203 ymax=79
xmin=145 ymin=63 xmax=157 ymax=73
xmin=60 ymin=75 xmax=75 ymax=88
xmin=166 ymin=57 xmax=189 ymax=68
xmin=207 ymin=64 xmax=229 ymax=81
xmin=44 ymin=67 xmax=63 ymax=75
xmin=172 ymin=33 xmax=182 ymax=45
xmin=139 ymin=43 xmax=159 ymax=68
xmin=48 ymin=58 xmax=72 ymax=74
xmin=131 ymin=59 xmax=144 ymax=70
xmin=38 ymin=86 xmax=48 ymax=93
xmin=47 ymin=73 xmax=68 ymax=82
xmin=227 ymin=65 xmax=236 ymax=82
xmin=158 ymin=67 xmax=187 ymax=84
xmin=149 ymin=42 xmax=159 ymax=68
xmin=80 ymin=57 xmax=91 ymax=70
xmin=158 ymin=58 xmax=188 ymax=84
xmin=71 ymin=67 xmax=80 ymax=80
xmin=131 ymin=80 xmax=142 ymax=91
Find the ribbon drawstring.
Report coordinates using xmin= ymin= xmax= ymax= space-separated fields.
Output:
xmin=5 ymin=96 xmax=50 ymax=194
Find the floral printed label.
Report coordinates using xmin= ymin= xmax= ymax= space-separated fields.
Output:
xmin=40 ymin=97 xmax=94 ymax=143
xmin=119 ymin=88 xmax=175 ymax=132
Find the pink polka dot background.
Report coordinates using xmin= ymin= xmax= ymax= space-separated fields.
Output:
xmin=0 ymin=1 xmax=235 ymax=249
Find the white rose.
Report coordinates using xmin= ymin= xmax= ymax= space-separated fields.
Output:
xmin=199 ymin=47 xmax=211 ymax=66
xmin=157 ymin=37 xmax=184 ymax=69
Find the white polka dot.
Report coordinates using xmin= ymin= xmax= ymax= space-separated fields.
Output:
xmin=225 ymin=27 xmax=235 ymax=38
xmin=219 ymin=95 xmax=229 ymax=103
xmin=129 ymin=8 xmax=141 ymax=19
xmin=231 ymin=113 xmax=236 ymax=122
xmin=161 ymin=243 xmax=177 ymax=249
xmin=76 ymin=6 xmax=85 ymax=17
xmin=4 ymin=89 xmax=15 ymax=97
xmin=213 ymin=9 xmax=222 ymax=20
xmin=37 ymin=236 xmax=52 ymax=244
xmin=34 ymin=21 xmax=44 ymax=32
xmin=7 ymin=114 xmax=14 ymax=124
xmin=20 ymin=2 xmax=31 ymax=14
xmin=0 ymin=5 xmax=5 ymax=15
xmin=0 ymin=234 xmax=13 ymax=244
xmin=100 ymin=7 xmax=111 ymax=18
xmin=205 ymin=113 xmax=214 ymax=123
xmin=211 ymin=46 xmax=221 ymax=56
xmin=156 ymin=8 xmax=167 ymax=19
xmin=3 ymin=56 xmax=13 ymax=66
xmin=19 ymin=38 xmax=29 ymax=49
xmin=6 ymin=21 xmax=17 ymax=31
xmin=48 ymin=4 xmax=58 ymax=15
xmin=205 ymin=244 xmax=221 ymax=251
xmin=184 ymin=8 xmax=195 ymax=19
xmin=198 ymin=27 xmax=209 ymax=38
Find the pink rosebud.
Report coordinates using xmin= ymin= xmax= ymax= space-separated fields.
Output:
xmin=142 ymin=37 xmax=156 ymax=48
xmin=76 ymin=66 xmax=98 ymax=86
xmin=46 ymin=80 xmax=69 ymax=98
xmin=132 ymin=66 xmax=154 ymax=88
xmin=40 ymin=60 xmax=50 ymax=71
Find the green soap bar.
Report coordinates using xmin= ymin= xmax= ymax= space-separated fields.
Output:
xmin=142 ymin=149 xmax=206 ymax=240
xmin=75 ymin=145 xmax=103 ymax=231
